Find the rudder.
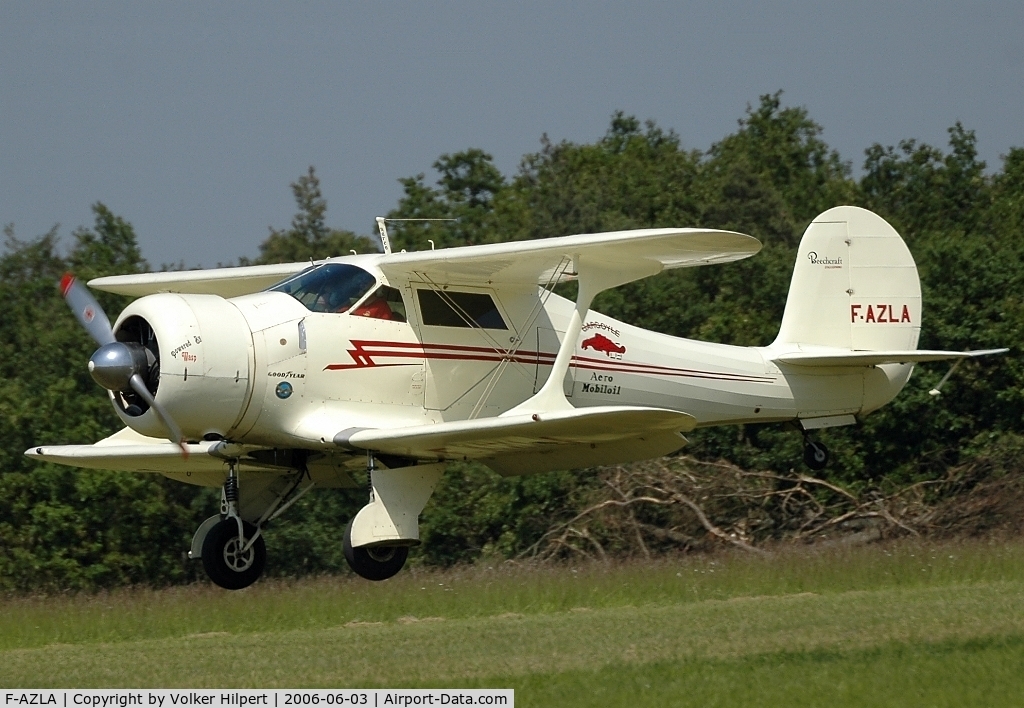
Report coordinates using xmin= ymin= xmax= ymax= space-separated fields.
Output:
xmin=773 ymin=206 xmax=921 ymax=351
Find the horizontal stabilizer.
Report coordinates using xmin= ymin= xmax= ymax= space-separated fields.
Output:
xmin=335 ymin=406 xmax=696 ymax=475
xmin=774 ymin=348 xmax=1008 ymax=367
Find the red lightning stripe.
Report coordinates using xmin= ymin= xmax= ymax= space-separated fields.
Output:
xmin=324 ymin=340 xmax=775 ymax=384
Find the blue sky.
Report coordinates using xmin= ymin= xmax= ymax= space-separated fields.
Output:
xmin=3 ymin=2 xmax=1022 ymax=267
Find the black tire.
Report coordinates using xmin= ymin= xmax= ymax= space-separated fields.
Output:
xmin=202 ymin=518 xmax=266 ymax=590
xmin=803 ymin=440 xmax=829 ymax=471
xmin=343 ymin=519 xmax=408 ymax=581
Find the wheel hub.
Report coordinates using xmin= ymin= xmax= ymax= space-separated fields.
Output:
xmin=367 ymin=546 xmax=397 ymax=563
xmin=222 ymin=535 xmax=256 ymax=572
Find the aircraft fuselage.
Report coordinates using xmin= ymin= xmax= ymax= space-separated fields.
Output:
xmin=107 ymin=265 xmax=912 ymax=452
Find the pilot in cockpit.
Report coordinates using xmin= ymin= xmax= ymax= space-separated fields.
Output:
xmin=270 ymin=264 xmax=405 ymax=321
xmin=351 ymin=286 xmax=394 ymax=319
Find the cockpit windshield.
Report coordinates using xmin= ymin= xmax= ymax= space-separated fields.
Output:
xmin=267 ymin=263 xmax=377 ymax=313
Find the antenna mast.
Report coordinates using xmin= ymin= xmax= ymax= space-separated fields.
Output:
xmin=374 ymin=217 xmax=392 ymax=255
xmin=373 ymin=217 xmax=459 ymax=255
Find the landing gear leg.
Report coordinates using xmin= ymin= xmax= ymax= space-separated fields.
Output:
xmin=343 ymin=455 xmax=444 ymax=581
xmin=802 ymin=436 xmax=829 ymax=471
xmin=201 ymin=461 xmax=267 ymax=590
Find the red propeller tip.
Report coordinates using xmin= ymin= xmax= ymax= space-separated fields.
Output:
xmin=59 ymin=272 xmax=76 ymax=297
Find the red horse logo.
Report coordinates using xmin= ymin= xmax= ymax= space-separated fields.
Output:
xmin=581 ymin=333 xmax=626 ymax=356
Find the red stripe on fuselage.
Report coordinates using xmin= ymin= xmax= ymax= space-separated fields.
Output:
xmin=324 ymin=339 xmax=774 ymax=383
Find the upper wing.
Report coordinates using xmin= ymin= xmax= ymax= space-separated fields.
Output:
xmin=87 ymin=227 xmax=759 ymax=297
xmin=335 ymin=405 xmax=697 ymax=476
xmin=774 ymin=348 xmax=1009 ymax=367
xmin=378 ymin=227 xmax=760 ymax=287
xmin=88 ymin=262 xmax=309 ymax=298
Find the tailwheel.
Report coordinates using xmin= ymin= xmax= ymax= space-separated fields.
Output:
xmin=202 ymin=519 xmax=266 ymax=590
xmin=803 ymin=439 xmax=830 ymax=471
xmin=343 ymin=519 xmax=408 ymax=581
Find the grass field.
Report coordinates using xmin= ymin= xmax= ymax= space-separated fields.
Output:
xmin=2 ymin=539 xmax=1024 ymax=706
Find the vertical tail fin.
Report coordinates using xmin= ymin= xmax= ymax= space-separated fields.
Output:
xmin=773 ymin=206 xmax=921 ymax=352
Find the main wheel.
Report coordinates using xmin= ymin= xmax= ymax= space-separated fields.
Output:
xmin=343 ymin=520 xmax=408 ymax=581
xmin=202 ymin=518 xmax=266 ymax=590
xmin=803 ymin=440 xmax=830 ymax=471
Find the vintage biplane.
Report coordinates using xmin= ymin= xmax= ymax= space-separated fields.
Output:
xmin=26 ymin=206 xmax=1005 ymax=588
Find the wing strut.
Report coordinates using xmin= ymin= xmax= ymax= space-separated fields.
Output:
xmin=467 ymin=255 xmax=574 ymax=419
xmin=413 ymin=257 xmax=576 ymax=419
xmin=503 ymin=256 xmax=660 ymax=416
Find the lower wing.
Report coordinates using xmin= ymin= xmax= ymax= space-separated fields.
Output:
xmin=26 ymin=427 xmax=235 ymax=473
xmin=25 ymin=428 xmax=358 ymax=488
xmin=28 ymin=406 xmax=697 ymax=481
xmin=335 ymin=405 xmax=697 ymax=476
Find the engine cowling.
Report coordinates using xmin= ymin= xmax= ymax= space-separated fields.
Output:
xmin=110 ymin=293 xmax=254 ymax=441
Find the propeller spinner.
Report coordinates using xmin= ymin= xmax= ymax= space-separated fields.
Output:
xmin=60 ymin=273 xmax=188 ymax=456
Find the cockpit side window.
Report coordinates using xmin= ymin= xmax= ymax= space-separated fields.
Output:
xmin=416 ymin=289 xmax=508 ymax=329
xmin=268 ymin=264 xmax=377 ymax=313
xmin=351 ymin=285 xmax=408 ymax=323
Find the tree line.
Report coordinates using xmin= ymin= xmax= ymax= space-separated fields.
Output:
xmin=2 ymin=93 xmax=1021 ymax=590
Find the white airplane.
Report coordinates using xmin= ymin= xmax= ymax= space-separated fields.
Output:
xmin=26 ymin=206 xmax=1005 ymax=588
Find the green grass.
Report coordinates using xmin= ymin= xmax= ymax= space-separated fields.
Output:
xmin=2 ymin=539 xmax=1024 ymax=706
xmin=505 ymin=636 xmax=1024 ymax=707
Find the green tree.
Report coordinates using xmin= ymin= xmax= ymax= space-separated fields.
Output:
xmin=416 ymin=463 xmax=596 ymax=566
xmin=706 ymin=91 xmax=856 ymax=230
xmin=510 ymin=114 xmax=702 ymax=241
xmin=861 ymin=123 xmax=990 ymax=237
xmin=250 ymin=166 xmax=375 ymax=264
xmin=387 ymin=149 xmax=509 ymax=251
xmin=0 ymin=205 xmax=208 ymax=591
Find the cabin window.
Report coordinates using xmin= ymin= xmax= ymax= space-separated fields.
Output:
xmin=351 ymin=285 xmax=408 ymax=322
xmin=268 ymin=264 xmax=376 ymax=314
xmin=416 ymin=289 xmax=508 ymax=329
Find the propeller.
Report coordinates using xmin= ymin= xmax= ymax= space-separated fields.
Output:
xmin=60 ymin=273 xmax=114 ymax=346
xmin=60 ymin=273 xmax=188 ymax=457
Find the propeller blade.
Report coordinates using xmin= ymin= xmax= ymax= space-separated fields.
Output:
xmin=62 ymin=274 xmax=185 ymax=457
xmin=60 ymin=273 xmax=115 ymax=346
xmin=129 ymin=373 xmax=189 ymax=458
